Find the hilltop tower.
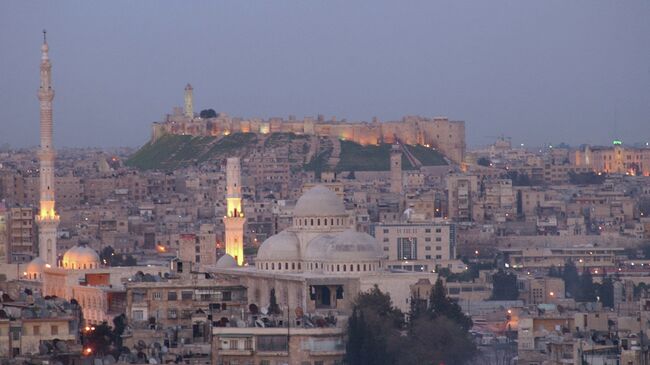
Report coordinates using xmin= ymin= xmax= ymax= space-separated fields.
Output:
xmin=184 ymin=83 xmax=193 ymax=118
xmin=224 ymin=157 xmax=245 ymax=265
xmin=36 ymin=31 xmax=60 ymax=267
xmin=390 ymin=145 xmax=402 ymax=194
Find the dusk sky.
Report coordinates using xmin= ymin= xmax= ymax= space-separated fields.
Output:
xmin=1 ymin=1 xmax=648 ymax=149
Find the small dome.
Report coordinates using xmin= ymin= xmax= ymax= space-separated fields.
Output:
xmin=62 ymin=245 xmax=100 ymax=270
xmin=256 ymin=230 xmax=300 ymax=261
xmin=293 ymin=185 xmax=346 ymax=218
xmin=305 ymin=229 xmax=383 ymax=263
xmin=25 ymin=257 xmax=46 ymax=280
xmin=216 ymin=254 xmax=238 ymax=268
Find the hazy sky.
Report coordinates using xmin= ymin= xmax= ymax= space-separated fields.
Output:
xmin=1 ymin=1 xmax=648 ymax=148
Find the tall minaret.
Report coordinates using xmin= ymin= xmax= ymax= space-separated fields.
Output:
xmin=224 ymin=157 xmax=245 ymax=265
xmin=36 ymin=30 xmax=60 ymax=267
xmin=184 ymin=83 xmax=193 ymax=118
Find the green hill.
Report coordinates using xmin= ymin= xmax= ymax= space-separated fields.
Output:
xmin=126 ymin=133 xmax=258 ymax=170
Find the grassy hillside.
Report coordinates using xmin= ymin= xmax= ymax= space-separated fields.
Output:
xmin=405 ymin=144 xmax=448 ymax=166
xmin=126 ymin=133 xmax=257 ymax=170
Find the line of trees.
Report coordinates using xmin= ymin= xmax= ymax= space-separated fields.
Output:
xmin=346 ymin=280 xmax=476 ymax=365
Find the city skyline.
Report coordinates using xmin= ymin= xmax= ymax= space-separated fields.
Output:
xmin=1 ymin=1 xmax=649 ymax=149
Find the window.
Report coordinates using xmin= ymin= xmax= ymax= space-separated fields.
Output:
xmin=167 ymin=291 xmax=177 ymax=301
xmin=397 ymin=237 xmax=417 ymax=260
xmin=425 ymin=228 xmax=431 ymax=233
xmin=425 ymin=237 xmax=431 ymax=242
xmin=153 ymin=291 xmax=162 ymax=300
xmin=133 ymin=310 xmax=144 ymax=321
xmin=383 ymin=247 xmax=389 ymax=251
xmin=425 ymin=246 xmax=431 ymax=251
xmin=244 ymin=338 xmax=253 ymax=350
xmin=436 ymin=255 xmax=442 ymax=259
xmin=50 ymin=325 xmax=58 ymax=335
xmin=168 ymin=309 xmax=178 ymax=319
xmin=426 ymin=255 xmax=432 ymax=259
xmin=181 ymin=291 xmax=193 ymax=300
xmin=229 ymin=339 xmax=239 ymax=350
xmin=383 ymin=238 xmax=389 ymax=242
xmin=181 ymin=310 xmax=192 ymax=319
xmin=33 ymin=326 xmax=40 ymax=336
xmin=257 ymin=336 xmax=288 ymax=352
xmin=436 ymin=246 xmax=442 ymax=251
xmin=223 ymin=291 xmax=232 ymax=301
xmin=435 ymin=237 xmax=442 ymax=242
xmin=435 ymin=228 xmax=442 ymax=233
xmin=383 ymin=229 xmax=389 ymax=234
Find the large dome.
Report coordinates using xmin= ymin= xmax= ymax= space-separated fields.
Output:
xmin=256 ymin=230 xmax=301 ymax=261
xmin=306 ymin=229 xmax=383 ymax=262
xmin=293 ymin=185 xmax=346 ymax=218
xmin=62 ymin=245 xmax=100 ymax=270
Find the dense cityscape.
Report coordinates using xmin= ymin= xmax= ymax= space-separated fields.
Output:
xmin=2 ymin=3 xmax=650 ymax=365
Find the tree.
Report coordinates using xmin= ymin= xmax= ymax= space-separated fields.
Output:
xmin=596 ymin=276 xmax=614 ymax=308
xmin=491 ymin=269 xmax=519 ymax=300
xmin=397 ymin=316 xmax=476 ymax=365
xmin=477 ymin=157 xmax=491 ymax=167
xmin=563 ymin=260 xmax=580 ymax=298
xmin=428 ymin=279 xmax=473 ymax=332
xmin=578 ymin=268 xmax=596 ymax=302
xmin=199 ymin=109 xmax=217 ymax=118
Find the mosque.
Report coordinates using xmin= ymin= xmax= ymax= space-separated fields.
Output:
xmin=211 ymin=185 xmax=436 ymax=314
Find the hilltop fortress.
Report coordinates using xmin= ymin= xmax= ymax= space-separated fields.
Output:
xmin=151 ymin=84 xmax=466 ymax=163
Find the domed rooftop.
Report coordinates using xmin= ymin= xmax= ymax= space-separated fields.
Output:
xmin=216 ymin=254 xmax=238 ymax=268
xmin=26 ymin=257 xmax=46 ymax=272
xmin=256 ymin=230 xmax=300 ymax=261
xmin=62 ymin=245 xmax=100 ymax=270
xmin=293 ymin=185 xmax=346 ymax=218
xmin=305 ymin=229 xmax=383 ymax=262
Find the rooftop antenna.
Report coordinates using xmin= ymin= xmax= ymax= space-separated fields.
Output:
xmin=42 ymin=29 xmax=47 ymax=43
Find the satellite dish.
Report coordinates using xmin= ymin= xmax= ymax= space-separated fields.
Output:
xmin=255 ymin=319 xmax=265 ymax=328
xmin=260 ymin=306 xmax=268 ymax=315
xmin=249 ymin=303 xmax=259 ymax=314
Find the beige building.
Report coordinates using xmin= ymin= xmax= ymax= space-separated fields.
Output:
xmin=7 ymin=207 xmax=36 ymax=263
xmin=502 ymin=246 xmax=624 ymax=271
xmin=446 ymin=174 xmax=479 ymax=221
xmin=372 ymin=221 xmax=455 ymax=272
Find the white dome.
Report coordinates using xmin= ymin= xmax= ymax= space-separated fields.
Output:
xmin=62 ymin=245 xmax=100 ymax=270
xmin=216 ymin=254 xmax=238 ymax=268
xmin=293 ymin=185 xmax=346 ymax=218
xmin=26 ymin=257 xmax=46 ymax=272
xmin=305 ymin=229 xmax=383 ymax=262
xmin=256 ymin=230 xmax=300 ymax=261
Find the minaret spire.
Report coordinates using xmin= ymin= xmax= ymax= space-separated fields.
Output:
xmin=36 ymin=30 xmax=59 ymax=267
xmin=224 ymin=157 xmax=245 ymax=265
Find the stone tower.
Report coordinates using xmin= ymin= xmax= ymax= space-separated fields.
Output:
xmin=390 ymin=145 xmax=402 ymax=194
xmin=36 ymin=31 xmax=60 ymax=267
xmin=184 ymin=83 xmax=193 ymax=118
xmin=224 ymin=157 xmax=245 ymax=265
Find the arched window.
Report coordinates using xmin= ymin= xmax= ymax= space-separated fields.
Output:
xmin=298 ymin=263 xmax=301 ymax=270
xmin=285 ymin=262 xmax=289 ymax=270
xmin=363 ymin=264 xmax=367 ymax=271
xmin=337 ymin=265 xmax=340 ymax=272
xmin=271 ymin=263 xmax=275 ymax=270
xmin=311 ymin=219 xmax=314 ymax=226
xmin=324 ymin=219 xmax=327 ymax=226
xmin=350 ymin=264 xmax=353 ymax=272
xmin=331 ymin=218 xmax=334 ymax=225
xmin=292 ymin=263 xmax=295 ymax=270
xmin=265 ymin=263 xmax=269 ymax=270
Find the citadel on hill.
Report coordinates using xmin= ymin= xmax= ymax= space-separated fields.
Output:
xmin=150 ymin=84 xmax=466 ymax=164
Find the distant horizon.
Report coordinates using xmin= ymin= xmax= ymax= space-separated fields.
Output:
xmin=1 ymin=1 xmax=648 ymax=149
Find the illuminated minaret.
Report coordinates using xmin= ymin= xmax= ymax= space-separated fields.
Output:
xmin=36 ymin=30 xmax=59 ymax=267
xmin=184 ymin=83 xmax=193 ymax=118
xmin=224 ymin=157 xmax=245 ymax=265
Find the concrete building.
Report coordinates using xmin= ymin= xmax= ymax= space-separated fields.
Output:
xmin=371 ymin=221 xmax=456 ymax=272
xmin=446 ymin=174 xmax=479 ymax=221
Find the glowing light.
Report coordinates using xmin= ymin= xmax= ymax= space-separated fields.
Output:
xmin=613 ymin=140 xmax=622 ymax=145
xmin=549 ymin=291 xmax=555 ymax=297
xmin=507 ymin=309 xmax=512 ymax=314
xmin=45 ymin=264 xmax=51 ymax=268
xmin=504 ymin=263 xmax=510 ymax=268
xmin=156 ymin=245 xmax=167 ymax=253
xmin=474 ymin=250 xmax=479 ymax=255
xmin=84 ymin=348 xmax=93 ymax=355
